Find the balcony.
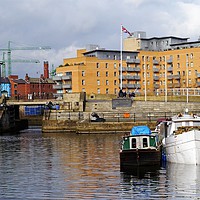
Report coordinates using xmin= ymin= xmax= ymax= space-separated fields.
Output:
xmin=196 ymin=73 xmax=200 ymax=78
xmin=154 ymin=84 xmax=160 ymax=89
xmin=153 ymin=60 xmax=159 ymax=65
xmin=173 ymin=74 xmax=181 ymax=80
xmin=118 ymin=67 xmax=126 ymax=72
xmin=126 ymin=75 xmax=141 ymax=80
xmin=167 ymin=75 xmax=173 ymax=80
xmin=126 ymin=84 xmax=141 ymax=89
xmin=153 ymin=76 xmax=159 ymax=81
xmin=53 ymin=93 xmax=63 ymax=98
xmin=196 ymin=82 xmax=200 ymax=87
xmin=153 ymin=67 xmax=159 ymax=73
xmin=53 ymin=84 xmax=62 ymax=89
xmin=167 ymin=67 xmax=173 ymax=72
xmin=126 ymin=58 xmax=140 ymax=64
xmin=62 ymin=84 xmax=72 ymax=89
xmin=62 ymin=75 xmax=72 ymax=80
xmin=167 ymin=58 xmax=173 ymax=64
xmin=52 ymin=76 xmax=62 ymax=81
xmin=126 ymin=67 xmax=141 ymax=72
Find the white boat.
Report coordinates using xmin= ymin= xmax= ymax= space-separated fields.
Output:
xmin=158 ymin=109 xmax=200 ymax=165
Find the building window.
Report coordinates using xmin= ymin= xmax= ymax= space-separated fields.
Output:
xmin=114 ymin=55 xmax=117 ymax=60
xmin=190 ymin=53 xmax=193 ymax=59
xmin=114 ymin=71 xmax=117 ymax=77
xmin=14 ymin=84 xmax=17 ymax=88
xmin=188 ymin=70 xmax=191 ymax=76
xmin=97 ymin=88 xmax=100 ymax=94
xmin=106 ymin=88 xmax=109 ymax=94
xmin=14 ymin=90 xmax=17 ymax=95
xmin=82 ymin=88 xmax=85 ymax=92
xmin=177 ymin=55 xmax=180 ymax=60
xmin=106 ymin=71 xmax=108 ymax=77
xmin=97 ymin=71 xmax=100 ymax=77
xmin=177 ymin=63 xmax=180 ymax=68
xmin=96 ymin=63 xmax=99 ymax=68
xmin=114 ymin=63 xmax=117 ymax=69
xmin=106 ymin=80 xmax=109 ymax=85
xmin=191 ymin=62 xmax=193 ymax=67
xmin=97 ymin=80 xmax=100 ymax=85
xmin=114 ymin=80 xmax=117 ymax=85
xmin=105 ymin=63 xmax=108 ymax=68
xmin=114 ymin=88 xmax=117 ymax=94
xmin=186 ymin=54 xmax=189 ymax=60
xmin=82 ymin=80 xmax=85 ymax=85
xmin=82 ymin=71 xmax=85 ymax=76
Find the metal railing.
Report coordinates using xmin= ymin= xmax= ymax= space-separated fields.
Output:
xmin=44 ymin=110 xmax=200 ymax=123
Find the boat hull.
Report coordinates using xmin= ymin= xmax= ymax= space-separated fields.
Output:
xmin=165 ymin=130 xmax=200 ymax=164
xmin=120 ymin=149 xmax=161 ymax=171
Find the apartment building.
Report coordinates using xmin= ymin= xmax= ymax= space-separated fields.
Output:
xmin=53 ymin=33 xmax=200 ymax=97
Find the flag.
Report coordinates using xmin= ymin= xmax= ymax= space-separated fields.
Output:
xmin=122 ymin=26 xmax=132 ymax=36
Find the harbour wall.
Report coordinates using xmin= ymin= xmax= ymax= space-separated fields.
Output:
xmin=42 ymin=99 xmax=200 ymax=133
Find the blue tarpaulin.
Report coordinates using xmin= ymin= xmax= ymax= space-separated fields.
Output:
xmin=131 ymin=125 xmax=151 ymax=135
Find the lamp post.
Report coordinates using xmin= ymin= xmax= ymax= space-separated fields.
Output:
xmin=0 ymin=62 xmax=3 ymax=97
xmin=165 ymin=56 xmax=168 ymax=102
xmin=144 ymin=56 xmax=147 ymax=101
xmin=186 ymin=55 xmax=189 ymax=103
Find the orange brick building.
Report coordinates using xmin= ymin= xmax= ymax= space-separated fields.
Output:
xmin=53 ymin=34 xmax=200 ymax=97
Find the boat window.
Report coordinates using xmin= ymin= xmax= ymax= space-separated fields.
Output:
xmin=143 ymin=138 xmax=148 ymax=148
xmin=194 ymin=122 xmax=200 ymax=126
xmin=150 ymin=136 xmax=156 ymax=147
xmin=131 ymin=138 xmax=136 ymax=148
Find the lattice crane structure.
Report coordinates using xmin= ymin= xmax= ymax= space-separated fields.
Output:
xmin=0 ymin=41 xmax=51 ymax=76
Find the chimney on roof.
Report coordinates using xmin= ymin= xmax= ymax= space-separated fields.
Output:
xmin=44 ymin=61 xmax=49 ymax=79
xmin=25 ymin=73 xmax=29 ymax=81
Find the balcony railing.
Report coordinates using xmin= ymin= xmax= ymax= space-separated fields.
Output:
xmin=154 ymin=84 xmax=160 ymax=89
xmin=62 ymin=84 xmax=72 ymax=89
xmin=52 ymin=76 xmax=62 ymax=81
xmin=167 ymin=75 xmax=173 ymax=80
xmin=53 ymin=84 xmax=62 ymax=89
xmin=62 ymin=75 xmax=72 ymax=80
xmin=167 ymin=67 xmax=173 ymax=72
xmin=153 ymin=60 xmax=159 ymax=65
xmin=167 ymin=58 xmax=173 ymax=64
xmin=153 ymin=76 xmax=159 ymax=81
xmin=196 ymin=73 xmax=200 ymax=78
xmin=126 ymin=67 xmax=141 ymax=72
xmin=126 ymin=58 xmax=140 ymax=64
xmin=153 ymin=67 xmax=159 ymax=73
xmin=126 ymin=84 xmax=141 ymax=89
xmin=126 ymin=75 xmax=141 ymax=80
xmin=173 ymin=74 xmax=181 ymax=80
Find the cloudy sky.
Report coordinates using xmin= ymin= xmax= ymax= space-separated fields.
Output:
xmin=0 ymin=0 xmax=200 ymax=78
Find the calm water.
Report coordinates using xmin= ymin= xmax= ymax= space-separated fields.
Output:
xmin=0 ymin=128 xmax=200 ymax=200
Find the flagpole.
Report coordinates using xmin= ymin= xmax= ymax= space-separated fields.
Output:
xmin=120 ymin=24 xmax=123 ymax=90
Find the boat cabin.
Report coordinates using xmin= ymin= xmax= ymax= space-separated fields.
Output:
xmin=122 ymin=135 xmax=158 ymax=150
xmin=159 ymin=112 xmax=200 ymax=138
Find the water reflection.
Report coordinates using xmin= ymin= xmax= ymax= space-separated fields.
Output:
xmin=166 ymin=163 xmax=200 ymax=199
xmin=0 ymin=129 xmax=200 ymax=199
